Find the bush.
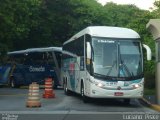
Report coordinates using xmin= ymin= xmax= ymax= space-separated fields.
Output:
xmin=144 ymin=71 xmax=155 ymax=89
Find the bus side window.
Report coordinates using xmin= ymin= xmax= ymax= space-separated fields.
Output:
xmin=55 ymin=51 xmax=61 ymax=68
xmin=75 ymin=36 xmax=84 ymax=57
xmin=47 ymin=52 xmax=56 ymax=67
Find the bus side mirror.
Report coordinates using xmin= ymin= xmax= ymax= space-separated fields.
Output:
xmin=87 ymin=42 xmax=91 ymax=59
xmin=143 ymin=44 xmax=152 ymax=61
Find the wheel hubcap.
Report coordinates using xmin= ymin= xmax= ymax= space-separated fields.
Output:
xmin=11 ymin=81 xmax=14 ymax=87
xmin=65 ymin=84 xmax=67 ymax=92
xmin=81 ymin=87 xmax=84 ymax=96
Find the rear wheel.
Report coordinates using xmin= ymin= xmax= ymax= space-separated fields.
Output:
xmin=81 ymin=83 xmax=89 ymax=103
xmin=53 ymin=78 xmax=58 ymax=89
xmin=64 ymin=80 xmax=70 ymax=95
xmin=53 ymin=84 xmax=57 ymax=89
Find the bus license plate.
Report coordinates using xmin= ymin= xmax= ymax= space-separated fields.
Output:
xmin=106 ymin=82 xmax=117 ymax=86
xmin=114 ymin=92 xmax=123 ymax=96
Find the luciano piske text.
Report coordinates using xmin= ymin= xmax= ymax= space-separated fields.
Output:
xmin=122 ymin=113 xmax=160 ymax=120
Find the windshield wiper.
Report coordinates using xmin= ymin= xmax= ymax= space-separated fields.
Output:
xmin=94 ymin=73 xmax=112 ymax=79
xmin=106 ymin=60 xmax=117 ymax=76
xmin=94 ymin=72 xmax=104 ymax=77
xmin=119 ymin=60 xmax=132 ymax=77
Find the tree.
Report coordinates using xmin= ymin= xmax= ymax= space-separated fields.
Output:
xmin=67 ymin=0 xmax=108 ymax=31
xmin=0 ymin=0 xmax=44 ymax=50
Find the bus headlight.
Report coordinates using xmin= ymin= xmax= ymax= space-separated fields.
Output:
xmin=133 ymin=84 xmax=141 ymax=89
xmin=89 ymin=79 xmax=105 ymax=88
xmin=96 ymin=83 xmax=104 ymax=87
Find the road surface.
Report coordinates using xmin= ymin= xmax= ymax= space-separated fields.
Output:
xmin=0 ymin=87 xmax=159 ymax=120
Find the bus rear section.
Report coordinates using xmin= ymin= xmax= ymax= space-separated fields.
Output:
xmin=62 ymin=26 xmax=151 ymax=103
xmin=7 ymin=47 xmax=62 ymax=88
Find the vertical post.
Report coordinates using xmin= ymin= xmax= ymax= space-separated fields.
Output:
xmin=146 ymin=19 xmax=160 ymax=105
xmin=156 ymin=63 xmax=160 ymax=104
xmin=52 ymin=51 xmax=61 ymax=86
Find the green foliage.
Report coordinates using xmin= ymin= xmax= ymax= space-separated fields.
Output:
xmin=144 ymin=88 xmax=156 ymax=95
xmin=144 ymin=70 xmax=155 ymax=89
xmin=0 ymin=0 xmax=43 ymax=50
xmin=64 ymin=0 xmax=108 ymax=37
xmin=103 ymin=2 xmax=143 ymax=27
xmin=0 ymin=43 xmax=8 ymax=65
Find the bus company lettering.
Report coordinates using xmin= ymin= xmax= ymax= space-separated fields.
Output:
xmin=29 ymin=66 xmax=45 ymax=72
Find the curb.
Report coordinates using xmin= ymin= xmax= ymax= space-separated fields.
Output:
xmin=151 ymin=104 xmax=160 ymax=112
xmin=139 ymin=98 xmax=160 ymax=112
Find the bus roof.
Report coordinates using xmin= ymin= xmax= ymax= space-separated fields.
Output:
xmin=26 ymin=47 xmax=62 ymax=53
xmin=8 ymin=47 xmax=62 ymax=55
xmin=64 ymin=26 xmax=140 ymax=45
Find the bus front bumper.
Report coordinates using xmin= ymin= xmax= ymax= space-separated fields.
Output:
xmin=86 ymin=84 xmax=143 ymax=99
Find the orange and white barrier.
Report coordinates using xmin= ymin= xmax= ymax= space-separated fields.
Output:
xmin=26 ymin=82 xmax=41 ymax=107
xmin=43 ymin=77 xmax=55 ymax=98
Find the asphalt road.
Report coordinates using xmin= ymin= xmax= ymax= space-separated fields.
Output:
xmin=0 ymin=87 xmax=159 ymax=120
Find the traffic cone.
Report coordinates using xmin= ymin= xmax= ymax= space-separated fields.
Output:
xmin=43 ymin=77 xmax=55 ymax=98
xmin=26 ymin=82 xmax=41 ymax=107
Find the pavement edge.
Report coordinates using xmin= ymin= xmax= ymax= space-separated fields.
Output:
xmin=139 ymin=98 xmax=160 ymax=112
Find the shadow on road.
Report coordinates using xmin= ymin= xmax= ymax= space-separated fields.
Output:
xmin=67 ymin=90 xmax=140 ymax=108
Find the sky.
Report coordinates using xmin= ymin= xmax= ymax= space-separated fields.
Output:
xmin=97 ymin=0 xmax=155 ymax=10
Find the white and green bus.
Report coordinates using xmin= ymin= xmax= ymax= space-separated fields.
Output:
xmin=62 ymin=26 xmax=151 ymax=103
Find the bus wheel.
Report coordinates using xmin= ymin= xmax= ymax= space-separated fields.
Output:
xmin=10 ymin=79 xmax=16 ymax=88
xmin=53 ymin=85 xmax=57 ymax=89
xmin=124 ymin=99 xmax=130 ymax=105
xmin=10 ymin=78 xmax=19 ymax=88
xmin=64 ymin=81 xmax=70 ymax=95
xmin=81 ymin=83 xmax=89 ymax=103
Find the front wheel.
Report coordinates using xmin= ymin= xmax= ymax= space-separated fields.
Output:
xmin=10 ymin=79 xmax=16 ymax=88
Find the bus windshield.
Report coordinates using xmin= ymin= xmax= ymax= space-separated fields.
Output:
xmin=92 ymin=37 xmax=143 ymax=80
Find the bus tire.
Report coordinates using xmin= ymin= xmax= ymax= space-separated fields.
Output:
xmin=64 ymin=80 xmax=70 ymax=95
xmin=9 ymin=77 xmax=19 ymax=88
xmin=10 ymin=79 xmax=16 ymax=88
xmin=81 ymin=82 xmax=89 ymax=103
xmin=53 ymin=84 xmax=57 ymax=89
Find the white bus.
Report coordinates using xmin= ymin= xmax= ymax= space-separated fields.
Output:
xmin=62 ymin=26 xmax=151 ymax=103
